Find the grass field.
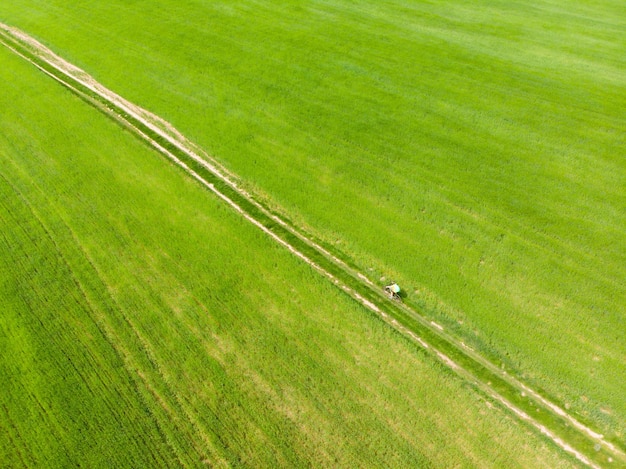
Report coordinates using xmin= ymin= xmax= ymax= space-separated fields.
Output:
xmin=0 ymin=44 xmax=583 ymax=467
xmin=0 ymin=0 xmax=622 ymax=445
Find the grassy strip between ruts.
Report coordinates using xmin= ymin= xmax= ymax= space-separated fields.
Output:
xmin=0 ymin=26 xmax=620 ymax=468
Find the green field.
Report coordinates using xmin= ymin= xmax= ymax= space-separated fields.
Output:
xmin=1 ymin=0 xmax=624 ymax=465
xmin=1 ymin=0 xmax=623 ymax=441
xmin=0 ymin=44 xmax=583 ymax=467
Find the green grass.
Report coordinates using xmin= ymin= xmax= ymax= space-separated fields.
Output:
xmin=0 ymin=27 xmax=612 ymax=463
xmin=1 ymin=0 xmax=622 ymax=443
xmin=0 ymin=44 xmax=580 ymax=467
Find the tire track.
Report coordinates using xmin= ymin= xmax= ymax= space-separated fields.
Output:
xmin=1 ymin=23 xmax=623 ymax=468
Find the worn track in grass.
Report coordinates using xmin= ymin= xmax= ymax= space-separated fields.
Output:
xmin=1 ymin=23 xmax=623 ymax=468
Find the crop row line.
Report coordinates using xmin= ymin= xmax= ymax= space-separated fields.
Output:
xmin=1 ymin=23 xmax=622 ymax=468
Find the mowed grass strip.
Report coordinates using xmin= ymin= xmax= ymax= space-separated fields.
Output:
xmin=2 ymin=0 xmax=622 ymax=442
xmin=0 ymin=45 xmax=579 ymax=467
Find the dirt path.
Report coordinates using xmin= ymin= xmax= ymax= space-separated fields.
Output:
xmin=1 ymin=22 xmax=622 ymax=468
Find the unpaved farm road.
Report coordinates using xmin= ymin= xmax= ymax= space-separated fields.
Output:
xmin=1 ymin=23 xmax=623 ymax=469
